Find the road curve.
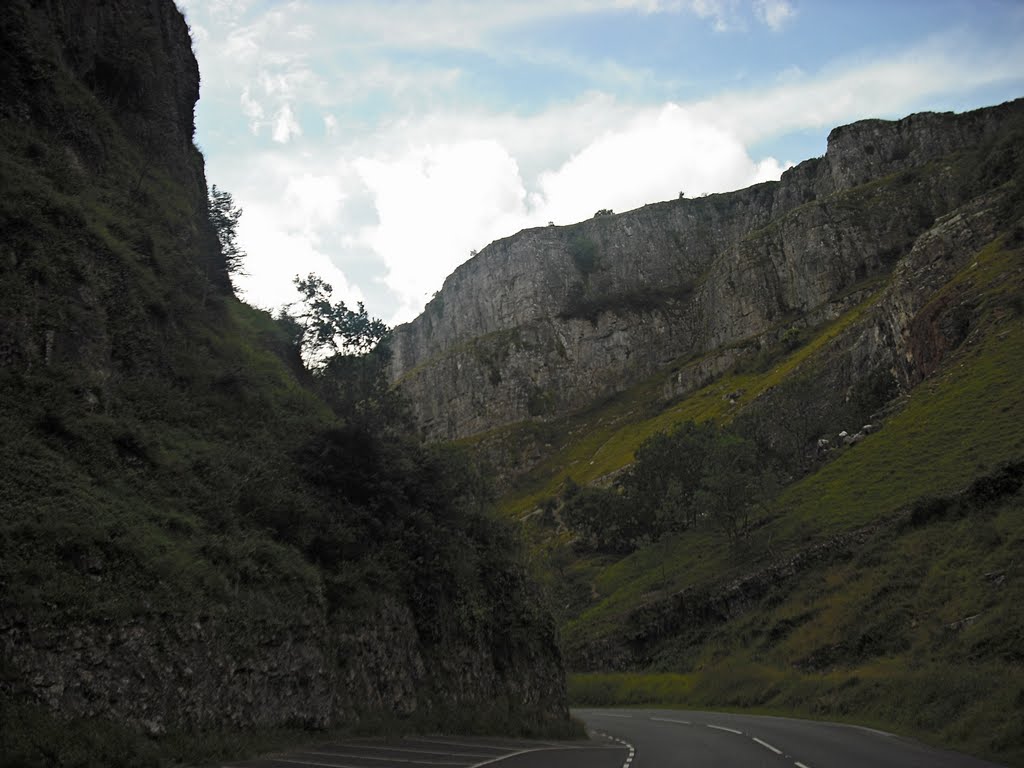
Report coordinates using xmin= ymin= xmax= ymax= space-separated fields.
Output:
xmin=224 ymin=734 xmax=626 ymax=768
xmin=575 ymin=707 xmax=1008 ymax=768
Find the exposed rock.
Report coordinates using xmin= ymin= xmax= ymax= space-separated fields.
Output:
xmin=390 ymin=100 xmax=1024 ymax=444
xmin=0 ymin=0 xmax=568 ymax=743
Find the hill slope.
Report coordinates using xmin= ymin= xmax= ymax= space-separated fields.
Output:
xmin=0 ymin=2 xmax=568 ymax=765
xmin=392 ymin=99 xmax=1024 ymax=764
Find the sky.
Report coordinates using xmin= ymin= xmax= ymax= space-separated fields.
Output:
xmin=175 ymin=0 xmax=1024 ymax=326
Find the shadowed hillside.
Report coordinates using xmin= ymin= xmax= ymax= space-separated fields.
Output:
xmin=392 ymin=98 xmax=1024 ymax=765
xmin=0 ymin=2 xmax=570 ymax=765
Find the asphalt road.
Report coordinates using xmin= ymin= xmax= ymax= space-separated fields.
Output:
xmin=223 ymin=734 xmax=626 ymax=768
xmin=222 ymin=709 xmax=1008 ymax=768
xmin=576 ymin=708 xmax=1009 ymax=768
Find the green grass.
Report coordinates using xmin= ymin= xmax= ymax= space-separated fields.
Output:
xmin=535 ymin=228 xmax=1023 ymax=637
xmin=568 ymin=672 xmax=694 ymax=706
xmin=777 ymin=239 xmax=1024 ymax=534
xmin=565 ymin=486 xmax=1024 ymax=766
xmin=539 ymin=225 xmax=1024 ymax=764
xmin=497 ymin=283 xmax=884 ymax=520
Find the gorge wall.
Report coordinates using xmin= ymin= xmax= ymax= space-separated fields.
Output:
xmin=390 ymin=99 xmax=1024 ymax=444
xmin=0 ymin=1 xmax=568 ymax=758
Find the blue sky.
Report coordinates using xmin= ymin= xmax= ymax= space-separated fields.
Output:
xmin=176 ymin=0 xmax=1024 ymax=324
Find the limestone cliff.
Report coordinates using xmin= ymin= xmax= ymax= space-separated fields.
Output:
xmin=390 ymin=99 xmax=1024 ymax=444
xmin=0 ymin=2 xmax=568 ymax=762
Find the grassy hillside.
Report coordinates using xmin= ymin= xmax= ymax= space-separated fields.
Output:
xmin=0 ymin=3 xmax=569 ymax=766
xmin=500 ymin=200 xmax=1024 ymax=762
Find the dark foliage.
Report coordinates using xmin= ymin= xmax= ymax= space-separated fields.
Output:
xmin=284 ymin=273 xmax=389 ymax=368
xmin=560 ymin=421 xmax=779 ymax=552
xmin=207 ymin=185 xmax=245 ymax=281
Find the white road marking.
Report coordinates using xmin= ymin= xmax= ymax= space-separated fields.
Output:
xmin=291 ymin=750 xmax=472 ymax=765
xmin=707 ymin=724 xmax=743 ymax=735
xmin=411 ymin=738 xmax=522 ymax=751
xmin=601 ymin=713 xmax=634 ymax=718
xmin=751 ymin=737 xmax=783 ymax=755
xmin=589 ymin=725 xmax=635 ymax=768
xmin=308 ymin=744 xmax=495 ymax=758
xmin=795 ymin=762 xmax=813 ymax=768
xmin=650 ymin=717 xmax=692 ymax=725
xmin=264 ymin=759 xmax=375 ymax=768
xmin=469 ymin=745 xmax=622 ymax=767
xmin=620 ymin=737 xmax=635 ymax=768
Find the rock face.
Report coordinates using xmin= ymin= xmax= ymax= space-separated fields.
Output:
xmin=0 ymin=0 xmax=568 ymax=747
xmin=3 ymin=590 xmax=566 ymax=736
xmin=390 ymin=99 xmax=1024 ymax=442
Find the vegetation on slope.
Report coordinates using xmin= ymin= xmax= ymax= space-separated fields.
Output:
xmin=0 ymin=3 xmax=567 ymax=766
xmin=507 ymin=212 xmax=1024 ymax=762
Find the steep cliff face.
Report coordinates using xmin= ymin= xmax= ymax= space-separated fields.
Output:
xmin=0 ymin=2 xmax=568 ymax=760
xmin=390 ymin=100 xmax=1024 ymax=442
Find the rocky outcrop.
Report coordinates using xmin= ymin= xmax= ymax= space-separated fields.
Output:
xmin=2 ymin=0 xmax=201 ymax=172
xmin=390 ymin=99 xmax=1024 ymax=442
xmin=0 ymin=0 xmax=569 ymax=749
xmin=3 ymin=586 xmax=566 ymax=736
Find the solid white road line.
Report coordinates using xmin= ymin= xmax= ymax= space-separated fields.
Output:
xmin=291 ymin=750 xmax=472 ymax=765
xmin=413 ymin=738 xmax=526 ymax=750
xmin=707 ymin=724 xmax=743 ymax=735
xmin=751 ymin=737 xmax=783 ymax=755
xmin=303 ymin=749 xmax=495 ymax=761
xmin=470 ymin=746 xmax=621 ymax=768
xmin=601 ymin=713 xmax=634 ymax=718
xmin=265 ymin=759 xmax=377 ymax=768
xmin=650 ymin=717 xmax=692 ymax=725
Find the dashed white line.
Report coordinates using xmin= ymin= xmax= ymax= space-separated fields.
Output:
xmin=593 ymin=729 xmax=636 ymax=768
xmin=707 ymin=724 xmax=743 ymax=735
xmin=650 ymin=717 xmax=692 ymax=725
xmin=795 ymin=762 xmax=813 ymax=768
xmin=751 ymin=737 xmax=783 ymax=755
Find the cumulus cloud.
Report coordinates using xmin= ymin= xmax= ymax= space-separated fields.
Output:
xmin=355 ymin=140 xmax=529 ymax=322
xmin=346 ymin=104 xmax=789 ymax=323
xmin=530 ymin=103 xmax=785 ymax=224
xmin=183 ymin=0 xmax=1024 ymax=326
xmin=234 ymin=203 xmax=364 ymax=314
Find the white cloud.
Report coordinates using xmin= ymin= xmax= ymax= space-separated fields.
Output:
xmin=691 ymin=38 xmax=1024 ymax=145
xmin=240 ymin=87 xmax=264 ymax=133
xmin=345 ymin=103 xmax=789 ymax=323
xmin=282 ymin=173 xmax=346 ymax=236
xmin=235 ymin=202 xmax=364 ymax=314
xmin=355 ymin=140 xmax=530 ymax=322
xmin=754 ymin=0 xmax=796 ymax=30
xmin=185 ymin=0 xmax=1024 ymax=326
xmin=530 ymin=103 xmax=785 ymax=224
xmin=272 ymin=104 xmax=302 ymax=143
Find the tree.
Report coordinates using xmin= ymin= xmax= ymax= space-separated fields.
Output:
xmin=560 ymin=486 xmax=640 ymax=553
xmin=284 ymin=273 xmax=388 ymax=369
xmin=208 ymin=185 xmax=246 ymax=280
xmin=622 ymin=420 xmax=719 ymax=535
xmin=622 ymin=420 xmax=778 ymax=545
xmin=694 ymin=432 xmax=773 ymax=543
